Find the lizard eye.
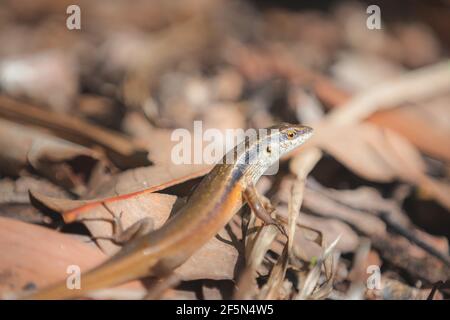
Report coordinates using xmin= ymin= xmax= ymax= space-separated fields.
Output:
xmin=286 ymin=130 xmax=296 ymax=139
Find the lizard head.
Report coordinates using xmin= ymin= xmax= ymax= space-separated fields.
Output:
xmin=234 ymin=123 xmax=313 ymax=182
xmin=272 ymin=123 xmax=313 ymax=155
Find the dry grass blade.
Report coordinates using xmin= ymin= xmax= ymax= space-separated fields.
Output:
xmin=234 ymin=221 xmax=279 ymax=299
xmin=346 ymin=238 xmax=371 ymax=300
xmin=295 ymin=235 xmax=341 ymax=300
xmin=258 ymin=180 xmax=302 ymax=299
xmin=257 ymin=148 xmax=321 ymax=299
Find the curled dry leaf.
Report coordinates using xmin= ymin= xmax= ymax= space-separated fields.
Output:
xmin=369 ymin=96 xmax=450 ymax=162
xmin=314 ymin=64 xmax=450 ymax=162
xmin=122 ymin=102 xmax=244 ymax=181
xmin=315 ymin=123 xmax=423 ymax=182
xmin=0 ymin=176 xmax=69 ymax=224
xmin=315 ymin=122 xmax=450 ymax=211
xmin=0 ymin=118 xmax=104 ymax=195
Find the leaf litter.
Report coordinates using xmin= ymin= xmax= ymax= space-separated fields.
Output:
xmin=0 ymin=0 xmax=449 ymax=300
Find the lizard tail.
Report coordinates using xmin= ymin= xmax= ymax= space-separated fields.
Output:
xmin=22 ymin=252 xmax=158 ymax=300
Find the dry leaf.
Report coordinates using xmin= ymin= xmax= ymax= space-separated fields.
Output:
xmin=0 ymin=95 xmax=150 ymax=169
xmin=31 ymin=190 xmax=240 ymax=282
xmin=176 ymin=228 xmax=239 ymax=281
xmin=369 ymin=95 xmax=450 ymax=162
xmin=86 ymin=164 xmax=211 ymax=198
xmin=30 ymin=191 xmax=177 ymax=254
xmin=0 ymin=216 xmax=144 ymax=298
xmin=315 ymin=122 xmax=450 ymax=211
xmin=0 ymin=51 xmax=78 ymax=112
xmin=0 ymin=118 xmax=104 ymax=195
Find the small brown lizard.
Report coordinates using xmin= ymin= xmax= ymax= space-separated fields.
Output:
xmin=25 ymin=123 xmax=313 ymax=299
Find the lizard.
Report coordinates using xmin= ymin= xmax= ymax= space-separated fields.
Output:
xmin=24 ymin=123 xmax=313 ymax=299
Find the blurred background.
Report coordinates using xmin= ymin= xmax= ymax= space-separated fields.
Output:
xmin=0 ymin=0 xmax=449 ymax=300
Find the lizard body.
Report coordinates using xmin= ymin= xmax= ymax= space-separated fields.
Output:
xmin=26 ymin=123 xmax=313 ymax=299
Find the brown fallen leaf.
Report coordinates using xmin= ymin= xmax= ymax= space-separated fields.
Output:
xmin=30 ymin=191 xmax=177 ymax=254
xmin=0 ymin=176 xmax=69 ymax=224
xmin=0 ymin=176 xmax=69 ymax=207
xmin=0 ymin=95 xmax=150 ymax=169
xmin=369 ymin=96 xmax=450 ymax=162
xmin=86 ymin=164 xmax=212 ymax=199
xmin=0 ymin=51 xmax=78 ymax=113
xmin=30 ymin=162 xmax=211 ymax=223
xmin=313 ymin=61 xmax=450 ymax=162
xmin=30 ymin=190 xmax=240 ymax=282
xmin=122 ymin=106 xmax=241 ymax=180
xmin=0 ymin=118 xmax=105 ymax=195
xmin=0 ymin=216 xmax=144 ymax=298
xmin=314 ymin=122 xmax=450 ymax=211
xmin=176 ymin=228 xmax=239 ymax=281
xmin=330 ymin=53 xmax=404 ymax=92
